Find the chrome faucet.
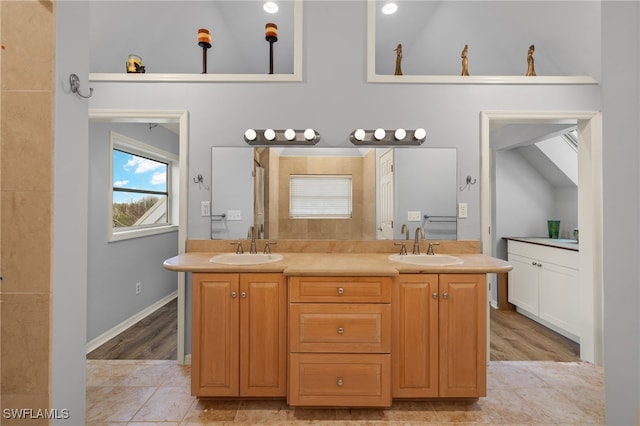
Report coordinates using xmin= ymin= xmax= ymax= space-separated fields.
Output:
xmin=401 ymin=224 xmax=410 ymax=240
xmin=247 ymin=226 xmax=257 ymax=254
xmin=413 ymin=227 xmax=424 ymax=255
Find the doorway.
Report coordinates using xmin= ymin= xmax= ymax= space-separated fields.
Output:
xmin=378 ymin=148 xmax=395 ymax=240
xmin=480 ymin=111 xmax=603 ymax=365
xmin=87 ymin=109 xmax=189 ymax=364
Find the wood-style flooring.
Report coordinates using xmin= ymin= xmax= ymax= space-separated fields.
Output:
xmin=86 ymin=298 xmax=580 ymax=362
xmin=86 ymin=297 xmax=178 ymax=360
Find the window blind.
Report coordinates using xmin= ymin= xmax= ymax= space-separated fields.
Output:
xmin=289 ymin=175 xmax=352 ymax=218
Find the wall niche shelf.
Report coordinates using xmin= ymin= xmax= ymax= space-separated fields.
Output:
xmin=367 ymin=0 xmax=598 ymax=86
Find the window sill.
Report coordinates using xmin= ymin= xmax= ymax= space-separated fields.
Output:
xmin=109 ymin=225 xmax=179 ymax=242
xmin=90 ymin=73 xmax=302 ymax=83
xmin=366 ymin=74 xmax=598 ymax=85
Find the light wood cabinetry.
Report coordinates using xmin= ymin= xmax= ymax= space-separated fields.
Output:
xmin=191 ymin=273 xmax=287 ymax=397
xmin=507 ymin=240 xmax=579 ymax=339
xmin=288 ymin=276 xmax=392 ymax=407
xmin=392 ymin=274 xmax=487 ymax=398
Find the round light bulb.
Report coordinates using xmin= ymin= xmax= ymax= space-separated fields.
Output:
xmin=414 ymin=128 xmax=427 ymax=141
xmin=381 ymin=2 xmax=398 ymax=15
xmin=394 ymin=128 xmax=407 ymax=140
xmin=244 ymin=129 xmax=257 ymax=141
xmin=374 ymin=128 xmax=386 ymax=140
xmin=284 ymin=128 xmax=296 ymax=140
xmin=304 ymin=129 xmax=316 ymax=141
xmin=354 ymin=129 xmax=366 ymax=141
xmin=263 ymin=2 xmax=278 ymax=14
xmin=264 ymin=129 xmax=276 ymax=141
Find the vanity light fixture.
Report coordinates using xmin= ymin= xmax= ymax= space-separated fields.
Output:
xmin=243 ymin=128 xmax=321 ymax=145
xmin=349 ymin=128 xmax=426 ymax=146
xmin=381 ymin=2 xmax=398 ymax=15
xmin=263 ymin=1 xmax=278 ymax=14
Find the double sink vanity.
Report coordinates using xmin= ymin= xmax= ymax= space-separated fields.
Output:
xmin=163 ymin=239 xmax=511 ymax=407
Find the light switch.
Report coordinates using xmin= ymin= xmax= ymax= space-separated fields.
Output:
xmin=227 ymin=210 xmax=242 ymax=221
xmin=200 ymin=201 xmax=211 ymax=217
xmin=458 ymin=203 xmax=468 ymax=218
xmin=407 ymin=211 xmax=422 ymax=222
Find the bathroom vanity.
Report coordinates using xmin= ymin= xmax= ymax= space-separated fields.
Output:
xmin=163 ymin=240 xmax=511 ymax=407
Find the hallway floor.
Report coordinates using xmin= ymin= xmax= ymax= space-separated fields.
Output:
xmin=86 ymin=359 xmax=605 ymax=425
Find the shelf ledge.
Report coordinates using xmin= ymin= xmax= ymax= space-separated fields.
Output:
xmin=367 ymin=74 xmax=598 ymax=85
xmin=89 ymin=73 xmax=303 ymax=83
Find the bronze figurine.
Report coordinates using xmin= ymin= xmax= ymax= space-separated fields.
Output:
xmin=461 ymin=44 xmax=469 ymax=76
xmin=394 ymin=43 xmax=403 ymax=76
xmin=526 ymin=44 xmax=536 ymax=76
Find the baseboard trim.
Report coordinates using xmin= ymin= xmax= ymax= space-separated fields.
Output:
xmin=86 ymin=291 xmax=178 ymax=354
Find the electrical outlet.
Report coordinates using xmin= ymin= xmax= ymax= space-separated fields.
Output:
xmin=227 ymin=210 xmax=242 ymax=221
xmin=200 ymin=201 xmax=211 ymax=217
xmin=407 ymin=211 xmax=422 ymax=221
xmin=135 ymin=282 xmax=141 ymax=295
xmin=458 ymin=203 xmax=468 ymax=218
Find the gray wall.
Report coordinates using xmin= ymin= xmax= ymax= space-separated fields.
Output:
xmin=53 ymin=2 xmax=89 ymax=423
xmin=87 ymin=122 xmax=179 ymax=341
xmin=601 ymin=2 xmax=640 ymax=425
xmin=49 ymin=1 xmax=640 ymax=424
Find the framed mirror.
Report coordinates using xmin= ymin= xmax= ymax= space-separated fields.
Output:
xmin=211 ymin=146 xmax=457 ymax=240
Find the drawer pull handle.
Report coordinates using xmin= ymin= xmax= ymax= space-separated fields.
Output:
xmin=337 ymin=287 xmax=344 ymax=295
xmin=336 ymin=378 xmax=344 ymax=387
xmin=337 ymin=327 xmax=344 ymax=334
xmin=231 ymin=291 xmax=237 ymax=299
xmin=443 ymin=292 xmax=449 ymax=299
xmin=432 ymin=292 xmax=438 ymax=299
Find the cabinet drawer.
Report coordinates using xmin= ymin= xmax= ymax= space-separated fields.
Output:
xmin=290 ymin=303 xmax=391 ymax=353
xmin=288 ymin=353 xmax=391 ymax=407
xmin=289 ymin=276 xmax=392 ymax=303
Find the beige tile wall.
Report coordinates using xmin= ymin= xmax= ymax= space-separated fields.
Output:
xmin=272 ymin=154 xmax=375 ymax=240
xmin=1 ymin=0 xmax=55 ymax=422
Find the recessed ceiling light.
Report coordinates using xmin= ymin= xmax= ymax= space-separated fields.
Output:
xmin=264 ymin=2 xmax=278 ymax=14
xmin=381 ymin=2 xmax=398 ymax=15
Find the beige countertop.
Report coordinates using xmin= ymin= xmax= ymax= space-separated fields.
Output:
xmin=163 ymin=251 xmax=512 ymax=276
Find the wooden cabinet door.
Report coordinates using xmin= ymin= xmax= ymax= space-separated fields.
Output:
xmin=391 ymin=274 xmax=439 ymax=398
xmin=438 ymin=274 xmax=487 ymax=398
xmin=192 ymin=273 xmax=239 ymax=397
xmin=239 ymin=273 xmax=287 ymax=397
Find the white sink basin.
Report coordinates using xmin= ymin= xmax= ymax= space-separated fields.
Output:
xmin=388 ymin=253 xmax=463 ymax=266
xmin=209 ymin=253 xmax=284 ymax=265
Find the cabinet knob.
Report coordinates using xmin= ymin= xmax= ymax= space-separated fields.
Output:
xmin=537 ymin=263 xmax=543 ymax=268
xmin=432 ymin=292 xmax=438 ymax=299
xmin=532 ymin=261 xmax=538 ymax=266
xmin=240 ymin=292 xmax=247 ymax=299
xmin=337 ymin=287 xmax=344 ymax=295
xmin=231 ymin=291 xmax=237 ymax=299
xmin=337 ymin=327 xmax=344 ymax=334
xmin=443 ymin=292 xmax=449 ymax=299
xmin=336 ymin=378 xmax=344 ymax=387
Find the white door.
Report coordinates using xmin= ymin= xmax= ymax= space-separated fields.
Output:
xmin=378 ymin=149 xmax=394 ymax=239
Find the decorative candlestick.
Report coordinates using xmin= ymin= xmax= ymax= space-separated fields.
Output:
xmin=198 ymin=28 xmax=212 ymax=74
xmin=265 ymin=23 xmax=278 ymax=74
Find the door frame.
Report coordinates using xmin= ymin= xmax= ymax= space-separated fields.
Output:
xmin=88 ymin=108 xmax=189 ymax=364
xmin=480 ymin=110 xmax=603 ymax=365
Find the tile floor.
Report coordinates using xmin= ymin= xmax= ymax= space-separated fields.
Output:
xmin=86 ymin=359 xmax=605 ymax=425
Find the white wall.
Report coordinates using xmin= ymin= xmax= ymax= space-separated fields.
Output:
xmin=87 ymin=123 xmax=179 ymax=341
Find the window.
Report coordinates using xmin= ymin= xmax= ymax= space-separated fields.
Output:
xmin=289 ymin=175 xmax=352 ymax=218
xmin=110 ymin=131 xmax=179 ymax=241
